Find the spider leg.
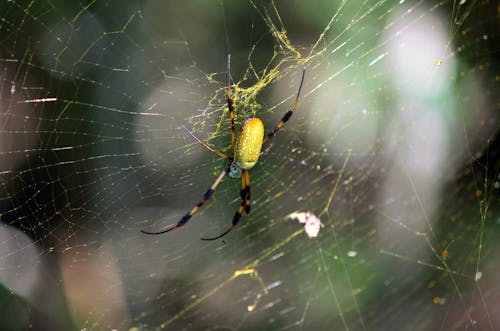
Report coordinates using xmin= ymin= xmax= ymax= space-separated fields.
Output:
xmin=227 ymin=53 xmax=236 ymax=154
xmin=200 ymin=169 xmax=249 ymax=240
xmin=141 ymin=162 xmax=231 ymax=235
xmin=200 ymin=202 xmax=244 ymax=241
xmin=182 ymin=125 xmax=229 ymax=159
xmin=262 ymin=69 xmax=306 ymax=145
xmin=260 ymin=138 xmax=274 ymax=156
xmin=244 ymin=170 xmax=251 ymax=214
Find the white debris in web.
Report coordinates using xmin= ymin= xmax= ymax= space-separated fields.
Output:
xmin=286 ymin=211 xmax=324 ymax=238
xmin=347 ymin=250 xmax=357 ymax=257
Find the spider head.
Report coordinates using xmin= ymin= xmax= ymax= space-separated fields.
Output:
xmin=229 ymin=162 xmax=242 ymax=178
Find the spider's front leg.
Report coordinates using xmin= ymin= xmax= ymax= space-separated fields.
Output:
xmin=141 ymin=162 xmax=231 ymax=235
xmin=201 ymin=169 xmax=249 ymax=241
xmin=243 ymin=170 xmax=251 ymax=214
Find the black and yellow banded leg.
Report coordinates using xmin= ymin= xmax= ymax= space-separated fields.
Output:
xmin=201 ymin=169 xmax=249 ymax=241
xmin=141 ymin=163 xmax=231 ymax=235
xmin=200 ymin=200 xmax=244 ymax=241
xmin=263 ymin=69 xmax=306 ymax=144
xmin=227 ymin=54 xmax=236 ymax=153
xmin=243 ymin=170 xmax=251 ymax=214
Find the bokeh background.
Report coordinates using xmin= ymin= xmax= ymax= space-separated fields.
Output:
xmin=0 ymin=0 xmax=499 ymax=330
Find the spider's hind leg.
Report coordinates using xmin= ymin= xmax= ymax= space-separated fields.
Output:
xmin=263 ymin=69 xmax=305 ymax=144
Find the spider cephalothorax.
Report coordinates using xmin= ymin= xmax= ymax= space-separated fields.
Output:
xmin=229 ymin=160 xmax=242 ymax=178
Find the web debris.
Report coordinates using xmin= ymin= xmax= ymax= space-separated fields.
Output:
xmin=286 ymin=211 xmax=324 ymax=238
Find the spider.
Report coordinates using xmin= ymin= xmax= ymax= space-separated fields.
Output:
xmin=141 ymin=54 xmax=305 ymax=240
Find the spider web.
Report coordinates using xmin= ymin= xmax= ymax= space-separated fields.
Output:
xmin=0 ymin=0 xmax=499 ymax=330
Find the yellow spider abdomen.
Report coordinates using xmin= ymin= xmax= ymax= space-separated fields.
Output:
xmin=235 ymin=118 xmax=264 ymax=169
